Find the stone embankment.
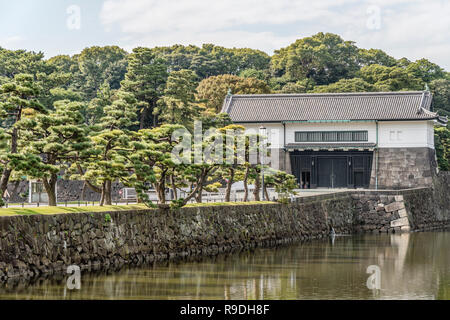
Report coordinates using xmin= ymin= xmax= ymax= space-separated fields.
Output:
xmin=0 ymin=173 xmax=448 ymax=281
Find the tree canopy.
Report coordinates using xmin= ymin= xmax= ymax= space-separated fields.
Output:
xmin=196 ymin=74 xmax=271 ymax=112
xmin=1 ymin=31 xmax=449 ymax=206
xmin=271 ymin=32 xmax=360 ymax=85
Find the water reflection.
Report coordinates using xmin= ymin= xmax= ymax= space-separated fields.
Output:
xmin=0 ymin=231 xmax=449 ymax=300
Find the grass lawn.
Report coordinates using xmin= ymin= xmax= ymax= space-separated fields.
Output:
xmin=0 ymin=204 xmax=149 ymax=216
xmin=184 ymin=201 xmax=276 ymax=207
xmin=0 ymin=201 xmax=277 ymax=216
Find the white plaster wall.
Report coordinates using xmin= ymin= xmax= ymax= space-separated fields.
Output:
xmin=378 ymin=121 xmax=432 ymax=148
xmin=237 ymin=120 xmax=434 ymax=149
xmin=238 ymin=122 xmax=377 ymax=147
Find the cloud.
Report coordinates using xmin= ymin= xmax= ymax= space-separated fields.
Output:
xmin=100 ymin=0 xmax=353 ymax=33
xmin=99 ymin=0 xmax=450 ymax=70
xmin=119 ymin=30 xmax=297 ymax=55
xmin=0 ymin=35 xmax=24 ymax=49
xmin=342 ymin=1 xmax=450 ymax=68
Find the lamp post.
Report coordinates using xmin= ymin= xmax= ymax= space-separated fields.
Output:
xmin=259 ymin=125 xmax=267 ymax=201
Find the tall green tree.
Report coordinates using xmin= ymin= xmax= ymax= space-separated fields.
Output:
xmin=0 ymin=48 xmax=47 ymax=79
xmin=270 ymin=32 xmax=360 ymax=85
xmin=121 ymin=47 xmax=168 ymax=129
xmin=86 ymin=83 xmax=114 ymax=125
xmin=239 ymin=68 xmax=268 ymax=81
xmin=358 ymin=64 xmax=423 ymax=91
xmin=311 ymin=78 xmax=375 ymax=93
xmin=154 ymin=69 xmax=203 ymax=130
xmin=357 ymin=48 xmax=397 ymax=67
xmin=435 ymin=127 xmax=450 ymax=171
xmin=406 ymin=59 xmax=445 ymax=84
xmin=430 ymin=78 xmax=450 ymax=117
xmin=72 ymin=46 xmax=128 ymax=100
xmin=152 ymin=44 xmax=270 ymax=79
xmin=47 ymin=55 xmax=78 ymax=75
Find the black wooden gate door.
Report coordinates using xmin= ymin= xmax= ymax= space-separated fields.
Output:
xmin=317 ymin=158 xmax=332 ymax=187
xmin=332 ymin=158 xmax=347 ymax=188
xmin=317 ymin=157 xmax=347 ymax=188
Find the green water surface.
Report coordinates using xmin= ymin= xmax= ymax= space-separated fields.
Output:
xmin=0 ymin=230 xmax=449 ymax=300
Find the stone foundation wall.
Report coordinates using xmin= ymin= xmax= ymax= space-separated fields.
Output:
xmin=0 ymin=199 xmax=353 ymax=281
xmin=352 ymin=193 xmax=411 ymax=233
xmin=350 ymin=172 xmax=450 ymax=233
xmin=275 ymin=146 xmax=436 ymax=189
xmin=370 ymin=147 xmax=437 ymax=189
xmin=0 ymin=173 xmax=448 ymax=281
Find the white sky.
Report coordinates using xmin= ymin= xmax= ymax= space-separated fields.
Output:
xmin=0 ymin=0 xmax=449 ymax=70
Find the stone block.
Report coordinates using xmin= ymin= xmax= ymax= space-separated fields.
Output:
xmin=401 ymin=226 xmax=411 ymax=232
xmin=398 ymin=208 xmax=408 ymax=218
xmin=394 ymin=195 xmax=404 ymax=202
xmin=390 ymin=217 xmax=409 ymax=228
xmin=384 ymin=201 xmax=405 ymax=212
xmin=369 ymin=147 xmax=436 ymax=189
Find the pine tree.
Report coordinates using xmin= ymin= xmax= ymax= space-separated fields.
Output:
xmin=14 ymin=100 xmax=89 ymax=205
xmin=154 ymin=69 xmax=203 ymax=130
xmin=77 ymin=90 xmax=138 ymax=205
xmin=121 ymin=47 xmax=167 ymax=129
xmin=126 ymin=124 xmax=182 ymax=206
xmin=0 ymin=74 xmax=46 ymax=196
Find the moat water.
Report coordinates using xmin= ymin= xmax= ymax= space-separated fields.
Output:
xmin=0 ymin=230 xmax=449 ymax=300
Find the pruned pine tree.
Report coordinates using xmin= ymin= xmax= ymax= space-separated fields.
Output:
xmin=76 ymin=90 xmax=138 ymax=205
xmin=14 ymin=100 xmax=89 ymax=206
xmin=126 ymin=124 xmax=184 ymax=207
xmin=0 ymin=74 xmax=46 ymax=197
xmin=212 ymin=124 xmax=246 ymax=202
xmin=263 ymin=169 xmax=298 ymax=203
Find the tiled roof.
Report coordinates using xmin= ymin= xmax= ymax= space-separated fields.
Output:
xmin=222 ymin=91 xmax=445 ymax=123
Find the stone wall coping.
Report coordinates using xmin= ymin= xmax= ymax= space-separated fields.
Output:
xmin=293 ymin=187 xmax=431 ymax=204
xmin=0 ymin=202 xmax=283 ymax=223
xmin=0 ymin=187 xmax=432 ymax=221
